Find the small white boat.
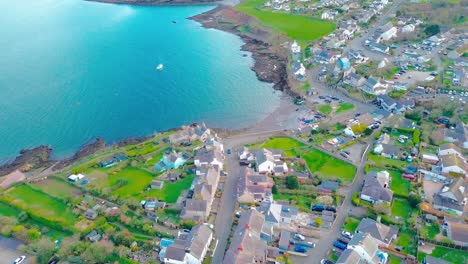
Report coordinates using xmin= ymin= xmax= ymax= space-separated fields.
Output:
xmin=156 ymin=64 xmax=164 ymax=71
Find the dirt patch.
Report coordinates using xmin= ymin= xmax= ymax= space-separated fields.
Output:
xmin=0 ymin=170 xmax=26 ymax=189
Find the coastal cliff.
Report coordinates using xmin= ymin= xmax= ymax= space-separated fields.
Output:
xmin=0 ymin=146 xmax=53 ymax=176
xmin=191 ymin=7 xmax=290 ymax=91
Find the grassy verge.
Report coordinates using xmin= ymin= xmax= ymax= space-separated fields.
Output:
xmin=418 ymin=245 xmax=468 ymax=263
xmin=317 ymin=104 xmax=332 ymax=115
xmin=335 ymin=103 xmax=355 ymax=114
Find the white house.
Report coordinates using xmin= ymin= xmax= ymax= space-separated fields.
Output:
xmin=256 ymin=149 xmax=288 ymax=175
xmin=291 ymin=41 xmax=301 ymax=54
xmin=378 ymin=27 xmax=398 ymax=42
xmin=337 ymin=233 xmax=389 ymax=264
xmin=68 ymin=174 xmax=85 ymax=182
xmin=293 ymin=61 xmax=306 ymax=78
xmin=194 ymin=149 xmax=223 ymax=170
xmin=401 ymin=24 xmax=415 ymax=34
xmin=321 ymin=11 xmax=334 ymax=20
xmin=438 ymin=143 xmax=464 ymax=158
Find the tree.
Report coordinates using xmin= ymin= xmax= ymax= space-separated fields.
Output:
xmin=17 ymin=211 xmax=29 ymax=223
xmin=408 ymin=194 xmax=422 ymax=208
xmin=80 ymin=243 xmax=108 ymax=263
xmin=27 ymin=228 xmax=41 ymax=241
xmin=272 ymin=185 xmax=278 ymax=194
xmin=373 ymin=203 xmax=390 ymax=215
xmin=285 ymin=176 xmax=299 ymax=190
xmin=424 ymin=24 xmax=440 ymax=37
xmin=363 ymin=128 xmax=373 ymax=136
xmin=27 ymin=238 xmax=55 ymax=264
xmin=315 ymin=217 xmax=322 ymax=227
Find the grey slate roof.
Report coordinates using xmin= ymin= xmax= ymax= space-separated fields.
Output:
xmin=361 ymin=173 xmax=393 ymax=203
xmin=355 ymin=218 xmax=398 ymax=244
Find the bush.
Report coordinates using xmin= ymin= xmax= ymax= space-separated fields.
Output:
xmin=408 ymin=194 xmax=422 ymax=208
xmin=413 ymin=130 xmax=421 ymax=145
xmin=424 ymin=24 xmax=440 ymax=37
xmin=272 ymin=185 xmax=278 ymax=194
xmin=285 ymin=176 xmax=299 ymax=190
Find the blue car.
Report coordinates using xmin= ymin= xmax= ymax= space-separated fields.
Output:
xmin=294 ymin=245 xmax=308 ymax=253
xmin=333 ymin=241 xmax=347 ymax=250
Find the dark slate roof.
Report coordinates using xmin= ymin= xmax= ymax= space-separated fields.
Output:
xmin=381 ymin=144 xmax=400 ymax=156
xmin=356 ymin=218 xmax=398 ymax=243
xmin=318 ymin=180 xmax=339 ymax=191
xmin=361 ymin=174 xmax=393 ymax=203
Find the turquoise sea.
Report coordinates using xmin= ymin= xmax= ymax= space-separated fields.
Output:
xmin=0 ymin=0 xmax=280 ymax=163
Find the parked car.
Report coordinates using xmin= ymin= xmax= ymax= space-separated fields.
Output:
xmin=294 ymin=245 xmax=308 ymax=253
xmin=321 ymin=260 xmax=335 ymax=264
xmin=338 ymin=236 xmax=350 ymax=244
xmin=333 ymin=241 xmax=347 ymax=250
xmin=341 ymin=231 xmax=353 ymax=239
xmin=14 ymin=256 xmax=26 ymax=264
xmin=340 ymin=152 xmax=349 ymax=158
xmin=343 ymin=150 xmax=350 ymax=155
xmin=226 ymin=149 xmax=231 ymax=155
xmin=318 ymin=95 xmax=326 ymax=99
xmin=294 ymin=233 xmax=305 ymax=241
xmin=312 ymin=204 xmax=325 ymax=212
xmin=325 ymin=206 xmax=336 ymax=212
xmin=402 ymin=173 xmax=415 ymax=180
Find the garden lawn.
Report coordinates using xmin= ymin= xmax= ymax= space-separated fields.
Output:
xmin=273 ymin=193 xmax=314 ymax=212
xmin=420 ymin=223 xmax=440 ymax=239
xmin=302 ymin=148 xmax=356 ymax=183
xmin=391 ymin=199 xmax=411 ymax=218
xmin=343 ymin=218 xmax=359 ymax=232
xmin=335 ymin=103 xmax=355 ymax=114
xmin=317 ymin=104 xmax=332 ymax=115
xmin=32 ymin=177 xmax=82 ymax=200
xmin=261 ymin=137 xmax=305 ymax=156
xmin=125 ymin=142 xmax=160 ymax=157
xmin=418 ymin=246 xmax=468 ymax=263
xmin=4 ymin=184 xmax=76 ymax=225
xmin=235 ymin=0 xmax=335 ymax=45
xmin=110 ymin=167 xmax=155 ymax=198
xmin=144 ymin=175 xmax=195 ymax=203
xmin=368 ymin=154 xmax=409 ymax=169
xmin=388 ymin=255 xmax=401 ymax=264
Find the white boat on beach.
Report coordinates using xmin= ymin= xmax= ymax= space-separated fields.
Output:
xmin=156 ymin=64 xmax=164 ymax=71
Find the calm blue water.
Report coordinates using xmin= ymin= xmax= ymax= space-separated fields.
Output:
xmin=0 ymin=0 xmax=280 ymax=163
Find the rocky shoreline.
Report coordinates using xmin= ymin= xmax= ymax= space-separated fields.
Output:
xmin=191 ymin=7 xmax=290 ymax=91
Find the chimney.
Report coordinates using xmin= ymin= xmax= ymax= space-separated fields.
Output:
xmin=237 ymin=245 xmax=243 ymax=251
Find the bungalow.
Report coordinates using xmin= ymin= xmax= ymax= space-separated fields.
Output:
xmin=355 ymin=218 xmax=398 ymax=247
xmin=318 ymin=180 xmax=339 ymax=192
xmin=444 ymin=219 xmax=468 ymax=246
xmin=255 ymin=149 xmax=288 ymax=174
xmin=194 ymin=149 xmax=223 ymax=170
xmin=377 ymin=95 xmax=396 ymax=112
xmin=374 ymin=144 xmax=400 ymax=159
xmin=433 ymin=178 xmax=467 ymax=216
xmin=181 ymin=199 xmax=209 ymax=221
xmin=68 ymin=173 xmax=85 ymax=182
xmin=99 ymin=153 xmax=127 ymax=168
xmin=164 ymin=224 xmax=213 ymax=264
xmin=440 ymin=154 xmax=466 ymax=177
xmin=360 ymin=171 xmax=393 ymax=204
xmin=151 ymin=180 xmax=164 ymax=190
xmin=377 ymin=27 xmax=398 ymax=43
xmin=438 ymin=143 xmax=464 ymax=158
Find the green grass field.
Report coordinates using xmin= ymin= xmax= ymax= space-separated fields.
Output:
xmin=32 ymin=177 xmax=82 ymax=200
xmin=335 ymin=103 xmax=355 ymax=114
xmin=391 ymin=198 xmax=411 ymax=218
xmin=388 ymin=255 xmax=402 ymax=264
xmin=317 ymin=104 xmax=332 ymax=115
xmin=302 ymin=148 xmax=356 ymax=182
xmin=110 ymin=167 xmax=155 ymax=198
xmin=418 ymin=246 xmax=468 ymax=263
xmin=143 ymin=175 xmax=195 ymax=203
xmin=4 ymin=184 xmax=76 ymax=225
xmin=235 ymin=0 xmax=335 ymax=45
xmin=261 ymin=137 xmax=305 ymax=155
xmin=420 ymin=223 xmax=440 ymax=239
xmin=368 ymin=154 xmax=409 ymax=169
xmin=343 ymin=217 xmax=360 ymax=232
xmin=0 ymin=201 xmax=20 ymax=217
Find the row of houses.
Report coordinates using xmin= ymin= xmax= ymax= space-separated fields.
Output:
xmin=180 ymin=136 xmax=224 ymax=221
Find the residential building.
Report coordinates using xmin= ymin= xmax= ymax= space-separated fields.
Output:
xmin=360 ymin=77 xmax=387 ymax=95
xmin=440 ymin=154 xmax=466 ymax=177
xmin=344 ymin=72 xmax=366 ymax=88
xmin=360 ymin=171 xmax=394 ymax=204
xmin=293 ymin=61 xmax=306 ymax=79
xmin=377 ymin=27 xmax=397 ymax=43
xmin=433 ymin=178 xmax=467 ymax=216
xmin=237 ymin=168 xmax=274 ymax=203
xmin=169 ymin=123 xmax=211 ymax=144
xmin=438 ymin=143 xmax=464 ymax=159
xmin=374 ymin=143 xmax=400 ymax=159
xmin=259 ymin=201 xmax=298 ymax=228
xmin=278 ymin=230 xmax=290 ymax=252
xmin=255 ymin=149 xmax=288 ymax=175
xmin=151 ymin=180 xmax=164 ymax=190
xmin=194 ymin=149 xmax=223 ymax=170
xmin=164 ymin=224 xmax=213 ymax=264
xmin=181 ymin=199 xmax=209 ymax=221
xmin=423 ymin=256 xmax=451 ymax=264
xmin=84 ymin=209 xmax=98 ymax=220
xmin=444 ymin=218 xmax=468 ymax=246
xmin=422 ymin=154 xmax=439 ymax=165
xmin=223 ymin=209 xmax=267 ymax=264
xmin=291 ymin=41 xmax=301 ymax=54
xmin=156 ymin=151 xmax=187 ymax=171
xmin=401 ymin=24 xmax=415 ymax=33
xmin=337 ymin=233 xmax=388 ymax=264
xmin=369 ymin=42 xmax=389 ymax=54
xmin=85 ymin=230 xmax=101 ymax=243
xmin=355 ymin=218 xmax=398 ymax=246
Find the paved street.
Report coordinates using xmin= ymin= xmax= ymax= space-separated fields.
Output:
xmin=291 ymin=142 xmax=372 ymax=263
